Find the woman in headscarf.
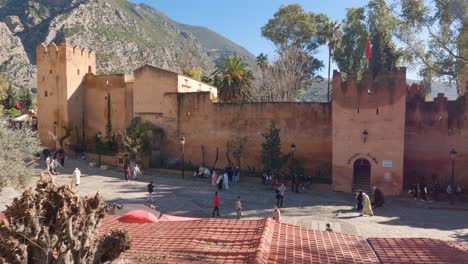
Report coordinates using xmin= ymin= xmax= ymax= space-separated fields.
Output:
xmin=355 ymin=190 xmax=363 ymax=211
xmin=361 ymin=192 xmax=374 ymax=216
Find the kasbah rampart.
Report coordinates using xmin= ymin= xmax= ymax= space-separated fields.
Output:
xmin=36 ymin=41 xmax=468 ymax=196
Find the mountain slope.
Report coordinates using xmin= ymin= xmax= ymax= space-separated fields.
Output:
xmin=0 ymin=0 xmax=256 ymax=89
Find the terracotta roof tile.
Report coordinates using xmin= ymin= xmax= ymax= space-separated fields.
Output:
xmin=369 ymin=238 xmax=468 ymax=264
xmin=100 ymin=216 xmax=380 ymax=263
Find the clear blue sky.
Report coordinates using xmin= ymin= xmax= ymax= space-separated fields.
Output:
xmin=131 ymin=0 xmax=419 ymax=80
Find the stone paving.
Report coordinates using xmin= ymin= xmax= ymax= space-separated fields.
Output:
xmin=1 ymin=158 xmax=468 ymax=243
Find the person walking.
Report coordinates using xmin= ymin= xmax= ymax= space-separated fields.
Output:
xmin=212 ymin=192 xmax=220 ymax=218
xmin=124 ymin=164 xmax=130 ymax=181
xmin=276 ymin=183 xmax=286 ymax=207
xmin=235 ymin=196 xmax=242 ymax=219
xmin=223 ymin=171 xmax=229 ymax=190
xmin=232 ymin=167 xmax=238 ymax=186
xmin=71 ymin=168 xmax=81 ymax=187
xmin=372 ymin=186 xmax=385 ymax=207
xmin=216 ymin=173 xmax=223 ymax=190
xmin=211 ymin=170 xmax=218 ymax=186
xmin=146 ymin=181 xmax=155 ymax=203
xmin=45 ymin=156 xmax=51 ymax=171
xmin=361 ymin=192 xmax=374 ymax=216
xmin=273 ymin=206 xmax=281 ymax=222
xmin=355 ymin=190 xmax=363 ymax=211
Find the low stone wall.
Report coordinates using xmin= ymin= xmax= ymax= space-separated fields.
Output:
xmin=86 ymin=153 xmax=119 ymax=167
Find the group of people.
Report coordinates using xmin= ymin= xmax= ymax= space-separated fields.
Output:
xmin=210 ymin=164 xmax=239 ymax=190
xmin=44 ymin=148 xmax=66 ymax=175
xmin=211 ymin=191 xmax=282 ymax=222
xmin=409 ymin=182 xmax=466 ymax=204
xmin=123 ymin=159 xmax=141 ymax=181
xmin=355 ymin=186 xmax=385 ymax=216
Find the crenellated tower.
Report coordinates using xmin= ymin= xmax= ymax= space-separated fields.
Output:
xmin=331 ymin=68 xmax=407 ymax=195
xmin=36 ymin=41 xmax=96 ymax=149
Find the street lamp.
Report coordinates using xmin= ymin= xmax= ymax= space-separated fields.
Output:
xmin=290 ymin=143 xmax=296 ymax=191
xmin=362 ymin=130 xmax=369 ymax=143
xmin=97 ymin=132 xmax=102 ymax=167
xmin=450 ymin=148 xmax=457 ymax=187
xmin=180 ymin=137 xmax=186 ymax=179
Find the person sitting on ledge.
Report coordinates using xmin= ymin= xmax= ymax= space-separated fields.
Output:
xmin=372 ymin=186 xmax=385 ymax=207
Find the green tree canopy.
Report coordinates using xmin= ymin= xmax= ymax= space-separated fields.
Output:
xmin=256 ymin=53 xmax=269 ymax=70
xmin=0 ymin=120 xmax=41 ymax=189
xmin=261 ymin=121 xmax=282 ymax=172
xmin=183 ymin=66 xmax=203 ymax=81
xmin=334 ymin=8 xmax=368 ymax=79
xmin=2 ymin=83 xmax=17 ymax=109
xmin=18 ymin=86 xmax=33 ymax=109
xmin=212 ymin=55 xmax=253 ymax=103
xmin=395 ymin=0 xmax=467 ymax=94
xmin=261 ymin=4 xmax=328 ymax=51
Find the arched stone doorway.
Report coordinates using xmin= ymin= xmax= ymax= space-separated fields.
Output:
xmin=352 ymin=159 xmax=371 ymax=192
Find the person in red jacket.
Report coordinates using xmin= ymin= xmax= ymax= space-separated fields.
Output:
xmin=212 ymin=192 xmax=220 ymax=218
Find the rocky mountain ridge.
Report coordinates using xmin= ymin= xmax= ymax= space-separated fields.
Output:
xmin=0 ymin=0 xmax=255 ymax=89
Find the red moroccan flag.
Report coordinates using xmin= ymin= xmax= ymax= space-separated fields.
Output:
xmin=16 ymin=101 xmax=22 ymax=109
xmin=365 ymin=38 xmax=371 ymax=59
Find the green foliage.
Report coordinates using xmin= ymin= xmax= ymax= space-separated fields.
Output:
xmin=94 ymin=132 xmax=117 ymax=156
xmin=212 ymin=56 xmax=253 ymax=103
xmin=334 ymin=8 xmax=368 ymax=79
xmin=0 ymin=120 xmax=41 ymax=189
xmin=261 ymin=4 xmax=328 ymax=51
xmin=183 ymin=66 xmax=203 ymax=81
xmin=117 ymin=118 xmax=163 ymax=159
xmin=105 ymin=93 xmax=112 ymax=143
xmin=396 ymin=0 xmax=467 ymax=94
xmin=3 ymin=108 xmax=21 ymax=118
xmin=367 ymin=0 xmax=401 ymax=78
xmin=261 ymin=4 xmax=328 ymax=77
xmin=261 ymin=121 xmax=282 ymax=172
xmin=201 ymin=75 xmax=213 ymax=84
xmin=2 ymin=83 xmax=17 ymax=110
xmin=18 ymin=87 xmax=33 ymax=109
xmin=256 ymin=53 xmax=269 ymax=69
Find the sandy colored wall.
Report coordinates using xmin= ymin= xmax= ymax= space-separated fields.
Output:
xmin=404 ymin=90 xmax=468 ymax=188
xmin=151 ymin=92 xmax=332 ymax=178
xmin=133 ymin=65 xmax=178 ymax=116
xmin=84 ymin=74 xmax=131 ymax=146
xmin=177 ymin=75 xmax=217 ymax=98
xmin=36 ymin=43 xmax=68 ymax=148
xmin=332 ymin=70 xmax=407 ymax=195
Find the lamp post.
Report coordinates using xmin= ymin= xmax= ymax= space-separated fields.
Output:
xmin=362 ymin=130 xmax=369 ymax=143
xmin=290 ymin=143 xmax=296 ymax=192
xmin=180 ymin=137 xmax=186 ymax=179
xmin=97 ymin=132 xmax=102 ymax=167
xmin=450 ymin=148 xmax=457 ymax=187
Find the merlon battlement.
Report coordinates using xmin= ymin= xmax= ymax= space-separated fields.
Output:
xmin=36 ymin=42 xmax=95 ymax=58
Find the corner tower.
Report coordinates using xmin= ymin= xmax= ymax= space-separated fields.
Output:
xmin=331 ymin=69 xmax=407 ymax=195
xmin=36 ymin=41 xmax=96 ymax=149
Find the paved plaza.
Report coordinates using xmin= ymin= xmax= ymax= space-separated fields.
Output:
xmin=1 ymin=158 xmax=467 ymax=243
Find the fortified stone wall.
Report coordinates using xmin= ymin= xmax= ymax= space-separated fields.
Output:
xmin=149 ymin=92 xmax=332 ymax=178
xmin=332 ymin=69 xmax=407 ymax=195
xmin=404 ymin=86 xmax=468 ymax=188
xmin=36 ymin=42 xmax=96 ymax=148
xmin=83 ymin=74 xmax=133 ymax=146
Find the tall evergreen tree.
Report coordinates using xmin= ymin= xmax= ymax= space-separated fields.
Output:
xmin=18 ymin=87 xmax=32 ymax=109
xmin=261 ymin=121 xmax=282 ymax=172
xmin=367 ymin=0 xmax=401 ymax=78
xmin=2 ymin=83 xmax=17 ymax=109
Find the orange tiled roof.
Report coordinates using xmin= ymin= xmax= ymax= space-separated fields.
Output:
xmin=368 ymin=238 xmax=468 ymax=264
xmin=100 ymin=216 xmax=380 ymax=264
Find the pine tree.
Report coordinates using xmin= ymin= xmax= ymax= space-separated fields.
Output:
xmin=2 ymin=83 xmax=16 ymax=109
xmin=261 ymin=121 xmax=282 ymax=172
xmin=18 ymin=87 xmax=32 ymax=109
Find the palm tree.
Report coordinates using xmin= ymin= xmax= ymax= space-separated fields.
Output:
xmin=324 ymin=21 xmax=342 ymax=102
xmin=213 ymin=56 xmax=252 ymax=103
xmin=256 ymin=53 xmax=269 ymax=70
